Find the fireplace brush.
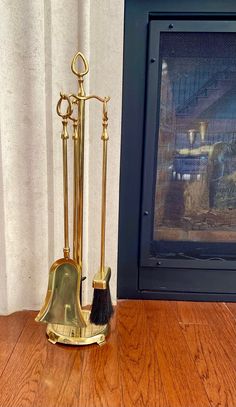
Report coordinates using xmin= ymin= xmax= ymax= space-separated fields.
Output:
xmin=35 ymin=51 xmax=112 ymax=346
xmin=90 ymin=99 xmax=114 ymax=325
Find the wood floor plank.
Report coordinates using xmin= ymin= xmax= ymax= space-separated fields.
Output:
xmin=1 ymin=301 xmax=236 ymax=407
xmin=177 ymin=301 xmax=236 ymax=324
xmin=58 ymin=311 xmax=122 ymax=407
xmin=0 ymin=314 xmax=85 ymax=407
xmin=0 ymin=314 xmax=47 ymax=407
xmin=145 ymin=301 xmax=211 ymax=407
xmin=174 ymin=301 xmax=209 ymax=325
xmin=225 ymin=302 xmax=236 ymax=320
xmin=175 ymin=301 xmax=236 ymax=406
xmin=33 ymin=338 xmax=81 ymax=407
xmin=195 ymin=303 xmax=236 ymax=358
xmin=181 ymin=323 xmax=236 ymax=407
xmin=176 ymin=302 xmax=236 ymax=355
xmin=0 ymin=311 xmax=30 ymax=375
xmin=117 ymin=300 xmax=167 ymax=407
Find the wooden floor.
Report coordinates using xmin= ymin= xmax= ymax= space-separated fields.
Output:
xmin=0 ymin=301 xmax=236 ymax=407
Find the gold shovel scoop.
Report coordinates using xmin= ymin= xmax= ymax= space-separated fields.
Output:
xmin=35 ymin=94 xmax=86 ymax=328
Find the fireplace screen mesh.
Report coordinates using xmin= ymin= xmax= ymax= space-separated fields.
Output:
xmin=154 ymin=32 xmax=236 ymax=243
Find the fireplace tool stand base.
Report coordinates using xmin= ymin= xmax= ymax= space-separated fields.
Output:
xmin=46 ymin=310 xmax=109 ymax=346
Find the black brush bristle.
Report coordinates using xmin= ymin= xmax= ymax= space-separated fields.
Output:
xmin=90 ymin=282 xmax=114 ymax=325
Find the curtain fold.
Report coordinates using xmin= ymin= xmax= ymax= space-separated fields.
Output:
xmin=0 ymin=0 xmax=87 ymax=313
xmin=0 ymin=0 xmax=123 ymax=314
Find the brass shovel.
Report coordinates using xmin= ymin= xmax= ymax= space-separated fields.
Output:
xmin=35 ymin=94 xmax=86 ymax=328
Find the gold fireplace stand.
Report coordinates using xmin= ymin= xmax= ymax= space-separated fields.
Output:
xmin=36 ymin=52 xmax=112 ymax=346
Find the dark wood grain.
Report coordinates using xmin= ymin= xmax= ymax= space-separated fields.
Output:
xmin=58 ymin=311 xmax=121 ymax=407
xmin=145 ymin=301 xmax=211 ymax=407
xmin=0 ymin=301 xmax=236 ymax=407
xmin=117 ymin=300 xmax=167 ymax=407
xmin=181 ymin=323 xmax=236 ymax=407
xmin=33 ymin=338 xmax=81 ymax=407
xmin=195 ymin=303 xmax=236 ymax=358
xmin=0 ymin=311 xmax=29 ymax=375
xmin=174 ymin=300 xmax=209 ymax=325
xmin=0 ymin=313 xmax=47 ymax=407
xmin=225 ymin=302 xmax=236 ymax=320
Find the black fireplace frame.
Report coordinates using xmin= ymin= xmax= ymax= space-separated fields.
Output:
xmin=118 ymin=0 xmax=236 ymax=300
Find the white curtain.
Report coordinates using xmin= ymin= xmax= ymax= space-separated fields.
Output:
xmin=0 ymin=0 xmax=124 ymax=314
xmin=0 ymin=0 xmax=90 ymax=313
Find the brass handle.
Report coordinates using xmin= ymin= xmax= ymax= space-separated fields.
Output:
xmin=100 ymin=100 xmax=109 ymax=275
xmin=56 ymin=94 xmax=71 ymax=259
xmin=71 ymin=52 xmax=89 ymax=78
xmin=62 ymin=130 xmax=70 ymax=259
xmin=57 ymin=93 xmax=73 ymax=119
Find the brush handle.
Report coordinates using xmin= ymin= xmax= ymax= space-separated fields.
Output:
xmin=100 ymin=100 xmax=109 ymax=276
xmin=72 ymin=120 xmax=79 ymax=263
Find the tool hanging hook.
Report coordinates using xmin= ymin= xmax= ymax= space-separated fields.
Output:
xmin=56 ymin=93 xmax=73 ymax=119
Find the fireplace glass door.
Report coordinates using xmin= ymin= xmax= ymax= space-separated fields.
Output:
xmin=140 ymin=20 xmax=236 ymax=289
xmin=155 ymin=32 xmax=236 ymax=246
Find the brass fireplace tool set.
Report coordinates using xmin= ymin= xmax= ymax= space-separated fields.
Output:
xmin=36 ymin=51 xmax=113 ymax=346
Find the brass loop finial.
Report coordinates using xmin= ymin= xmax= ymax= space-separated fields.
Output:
xmin=67 ymin=95 xmax=80 ymax=124
xmin=56 ymin=93 xmax=73 ymax=119
xmin=71 ymin=51 xmax=89 ymax=79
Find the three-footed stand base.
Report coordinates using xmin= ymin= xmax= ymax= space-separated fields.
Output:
xmin=46 ymin=310 xmax=109 ymax=346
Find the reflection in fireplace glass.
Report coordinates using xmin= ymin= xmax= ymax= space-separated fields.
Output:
xmin=154 ymin=32 xmax=236 ymax=243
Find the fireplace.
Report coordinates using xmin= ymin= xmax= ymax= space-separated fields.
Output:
xmin=118 ymin=1 xmax=236 ymax=300
xmin=153 ymin=28 xmax=236 ymax=254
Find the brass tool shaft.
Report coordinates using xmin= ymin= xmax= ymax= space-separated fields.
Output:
xmin=100 ymin=100 xmax=109 ymax=276
xmin=71 ymin=52 xmax=89 ymax=271
xmin=56 ymin=93 xmax=73 ymax=259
